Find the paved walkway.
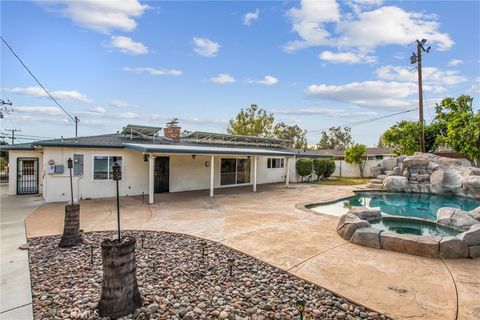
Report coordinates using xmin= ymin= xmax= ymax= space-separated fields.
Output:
xmin=0 ymin=185 xmax=44 ymax=320
xmin=25 ymin=184 xmax=480 ymax=320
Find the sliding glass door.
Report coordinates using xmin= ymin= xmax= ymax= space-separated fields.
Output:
xmin=220 ymin=158 xmax=251 ymax=186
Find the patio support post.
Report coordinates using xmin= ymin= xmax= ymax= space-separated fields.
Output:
xmin=285 ymin=157 xmax=290 ymax=188
xmin=253 ymin=156 xmax=257 ymax=192
xmin=148 ymin=154 xmax=154 ymax=204
xmin=210 ymin=155 xmax=214 ymax=197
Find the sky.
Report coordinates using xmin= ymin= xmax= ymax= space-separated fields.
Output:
xmin=1 ymin=0 xmax=479 ymax=147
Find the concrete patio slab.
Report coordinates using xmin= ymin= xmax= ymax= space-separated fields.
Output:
xmin=23 ymin=183 xmax=480 ymax=320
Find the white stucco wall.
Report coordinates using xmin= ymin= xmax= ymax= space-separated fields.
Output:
xmin=333 ymin=159 xmax=384 ymax=178
xmin=8 ymin=150 xmax=44 ymax=195
xmin=42 ymin=147 xmax=149 ymax=202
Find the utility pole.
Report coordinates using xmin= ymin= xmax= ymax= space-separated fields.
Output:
xmin=410 ymin=39 xmax=431 ymax=153
xmin=74 ymin=116 xmax=80 ymax=140
xmin=3 ymin=129 xmax=21 ymax=144
xmin=0 ymin=99 xmax=13 ymax=119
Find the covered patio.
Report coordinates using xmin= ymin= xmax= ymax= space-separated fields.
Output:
xmin=124 ymin=142 xmax=296 ymax=204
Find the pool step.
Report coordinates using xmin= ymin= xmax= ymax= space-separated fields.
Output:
xmin=367 ymin=179 xmax=384 ymax=190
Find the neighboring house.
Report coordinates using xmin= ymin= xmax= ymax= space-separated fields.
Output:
xmin=308 ymin=148 xmax=394 ymax=178
xmin=1 ymin=123 xmax=329 ymax=203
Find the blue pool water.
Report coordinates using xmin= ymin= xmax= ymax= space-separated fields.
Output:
xmin=371 ymin=218 xmax=460 ymax=236
xmin=311 ymin=191 xmax=480 ymax=221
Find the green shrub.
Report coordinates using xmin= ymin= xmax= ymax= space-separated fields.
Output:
xmin=313 ymin=159 xmax=327 ymax=180
xmin=296 ymin=158 xmax=313 ymax=181
xmin=325 ymin=160 xmax=336 ymax=178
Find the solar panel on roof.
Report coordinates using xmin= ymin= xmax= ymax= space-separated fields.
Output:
xmin=121 ymin=124 xmax=162 ymax=140
xmin=183 ymin=131 xmax=291 ymax=148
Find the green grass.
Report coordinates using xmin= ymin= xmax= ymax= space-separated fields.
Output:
xmin=311 ymin=177 xmax=371 ymax=185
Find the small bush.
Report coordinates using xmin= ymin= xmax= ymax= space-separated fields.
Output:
xmin=313 ymin=159 xmax=327 ymax=180
xmin=296 ymin=158 xmax=313 ymax=181
xmin=325 ymin=160 xmax=336 ymax=178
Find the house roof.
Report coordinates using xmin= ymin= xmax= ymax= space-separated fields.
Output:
xmin=0 ymin=132 xmax=332 ymax=158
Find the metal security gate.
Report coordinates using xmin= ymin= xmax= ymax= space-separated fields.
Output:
xmin=17 ymin=157 xmax=39 ymax=195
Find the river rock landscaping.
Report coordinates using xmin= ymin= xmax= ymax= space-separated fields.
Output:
xmin=28 ymin=231 xmax=389 ymax=320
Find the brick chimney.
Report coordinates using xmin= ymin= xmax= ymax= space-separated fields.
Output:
xmin=164 ymin=123 xmax=181 ymax=141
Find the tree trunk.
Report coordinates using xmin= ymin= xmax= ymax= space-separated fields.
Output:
xmin=59 ymin=204 xmax=81 ymax=247
xmin=98 ymin=237 xmax=142 ymax=318
xmin=358 ymin=163 xmax=364 ymax=178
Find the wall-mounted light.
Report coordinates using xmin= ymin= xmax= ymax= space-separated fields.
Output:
xmin=143 ymin=154 xmax=148 ymax=162
xmin=192 ymin=155 xmax=196 ymax=160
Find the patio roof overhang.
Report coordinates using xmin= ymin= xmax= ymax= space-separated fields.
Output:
xmin=123 ymin=143 xmax=297 ymax=157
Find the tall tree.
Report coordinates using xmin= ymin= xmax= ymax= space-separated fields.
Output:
xmin=380 ymin=121 xmax=444 ymax=156
xmin=227 ymin=104 xmax=275 ymax=137
xmin=274 ymin=123 xmax=307 ymax=149
xmin=434 ymin=95 xmax=480 ymax=166
xmin=316 ymin=127 xmax=353 ymax=150
xmin=344 ymin=144 xmax=367 ymax=178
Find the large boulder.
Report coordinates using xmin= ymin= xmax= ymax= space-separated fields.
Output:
xmin=380 ymin=232 xmax=441 ymax=258
xmin=469 ymin=207 xmax=480 ymax=221
xmin=348 ymin=207 xmax=382 ymax=222
xmin=337 ymin=213 xmax=371 ymax=240
xmin=468 ymin=246 xmax=480 ymax=258
xmin=457 ymin=224 xmax=480 ymax=246
xmin=436 ymin=207 xmax=479 ymax=231
xmin=439 ymin=236 xmax=469 ymax=259
xmin=350 ymin=227 xmax=382 ymax=249
xmin=370 ymin=165 xmax=384 ymax=178
xmin=430 ymin=170 xmax=444 ymax=194
xmin=382 ymin=158 xmax=397 ymax=171
xmin=462 ymin=175 xmax=480 ymax=199
xmin=383 ymin=176 xmax=411 ymax=192
xmin=443 ymin=168 xmax=463 ymax=190
xmin=401 ymin=156 xmax=429 ymax=169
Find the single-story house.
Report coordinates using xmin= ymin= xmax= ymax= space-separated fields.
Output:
xmin=2 ymin=124 xmax=329 ymax=203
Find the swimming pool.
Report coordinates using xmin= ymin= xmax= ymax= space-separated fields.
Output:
xmin=311 ymin=191 xmax=480 ymax=221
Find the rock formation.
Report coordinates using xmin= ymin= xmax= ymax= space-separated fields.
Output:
xmin=369 ymin=153 xmax=480 ymax=199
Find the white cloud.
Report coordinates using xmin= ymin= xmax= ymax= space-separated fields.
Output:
xmin=89 ymin=106 xmax=106 ymax=113
xmin=448 ymin=59 xmax=463 ymax=67
xmin=284 ymin=0 xmax=454 ymax=58
xmin=3 ymin=86 xmax=93 ymax=104
xmin=305 ymin=80 xmax=417 ymax=110
xmin=193 ymin=37 xmax=220 ymax=57
xmin=110 ymin=100 xmax=135 ymax=108
xmin=247 ymin=75 xmax=279 ymax=85
xmin=109 ymin=36 xmax=148 ymax=55
xmin=318 ymin=50 xmax=376 ymax=64
xmin=273 ymin=107 xmax=377 ymax=118
xmin=376 ymin=65 xmax=467 ymax=86
xmin=467 ymin=77 xmax=480 ymax=95
xmin=116 ymin=112 xmax=139 ymax=119
xmin=243 ymin=8 xmax=260 ymax=26
xmin=209 ymin=74 xmax=236 ymax=84
xmin=37 ymin=0 xmax=149 ymax=34
xmin=284 ymin=0 xmax=340 ymax=53
xmin=13 ymin=106 xmax=64 ymax=116
xmin=123 ymin=67 xmax=182 ymax=76
xmin=336 ymin=6 xmax=453 ymax=51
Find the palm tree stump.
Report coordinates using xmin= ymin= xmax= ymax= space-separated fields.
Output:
xmin=59 ymin=204 xmax=81 ymax=247
xmin=97 ymin=237 xmax=142 ymax=318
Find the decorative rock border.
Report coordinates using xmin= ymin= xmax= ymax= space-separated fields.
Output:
xmin=337 ymin=208 xmax=480 ymax=259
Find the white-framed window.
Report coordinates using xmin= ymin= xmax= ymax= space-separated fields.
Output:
xmin=93 ymin=156 xmax=123 ymax=180
xmin=267 ymin=158 xmax=284 ymax=169
xmin=220 ymin=158 xmax=251 ymax=185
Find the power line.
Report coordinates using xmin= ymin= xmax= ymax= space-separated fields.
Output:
xmin=306 ymin=108 xmax=417 ymax=135
xmin=1 ymin=35 xmax=80 ymax=137
xmin=2 ymin=129 xmax=21 ymax=144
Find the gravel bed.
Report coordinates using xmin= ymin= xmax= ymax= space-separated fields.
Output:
xmin=28 ymin=231 xmax=389 ymax=320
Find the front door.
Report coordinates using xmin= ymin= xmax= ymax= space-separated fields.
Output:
xmin=17 ymin=158 xmax=39 ymax=195
xmin=154 ymin=157 xmax=169 ymax=193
